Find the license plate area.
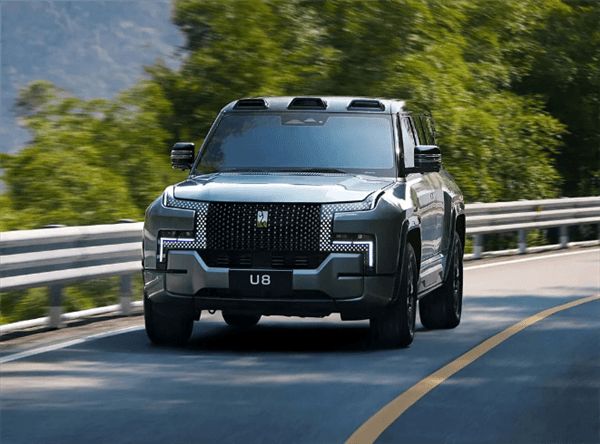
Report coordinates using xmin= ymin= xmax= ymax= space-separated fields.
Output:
xmin=229 ymin=269 xmax=293 ymax=297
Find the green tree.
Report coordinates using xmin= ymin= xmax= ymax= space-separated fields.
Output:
xmin=138 ymin=0 xmax=568 ymax=203
xmin=1 ymin=80 xmax=183 ymax=231
xmin=511 ymin=1 xmax=599 ymax=196
xmin=142 ymin=0 xmax=334 ymax=149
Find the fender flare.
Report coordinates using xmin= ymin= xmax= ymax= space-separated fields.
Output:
xmin=443 ymin=207 xmax=463 ymax=281
xmin=390 ymin=219 xmax=411 ymax=303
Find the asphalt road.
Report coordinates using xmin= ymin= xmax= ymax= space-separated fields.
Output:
xmin=1 ymin=248 xmax=598 ymax=444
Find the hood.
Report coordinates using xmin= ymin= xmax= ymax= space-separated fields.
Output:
xmin=173 ymin=173 xmax=394 ymax=203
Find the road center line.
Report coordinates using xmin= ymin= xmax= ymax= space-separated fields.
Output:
xmin=344 ymin=293 xmax=600 ymax=444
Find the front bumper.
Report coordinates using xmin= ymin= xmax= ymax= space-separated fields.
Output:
xmin=144 ymin=251 xmax=395 ymax=320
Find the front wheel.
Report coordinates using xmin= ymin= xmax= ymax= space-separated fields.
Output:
xmin=144 ymin=294 xmax=194 ymax=345
xmin=370 ymin=243 xmax=418 ymax=348
xmin=419 ymin=231 xmax=463 ymax=329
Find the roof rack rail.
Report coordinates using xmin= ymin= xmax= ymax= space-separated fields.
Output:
xmin=234 ymin=98 xmax=268 ymax=110
xmin=348 ymin=99 xmax=385 ymax=111
xmin=288 ymin=97 xmax=327 ymax=110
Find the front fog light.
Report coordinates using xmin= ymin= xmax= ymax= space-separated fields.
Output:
xmin=332 ymin=233 xmax=375 ymax=268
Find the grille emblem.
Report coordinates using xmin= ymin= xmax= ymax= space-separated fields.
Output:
xmin=257 ymin=211 xmax=268 ymax=228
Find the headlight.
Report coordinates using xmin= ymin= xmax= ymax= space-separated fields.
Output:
xmin=162 ymin=186 xmax=175 ymax=207
xmin=320 ymin=193 xmax=379 ymax=270
xmin=320 ymin=192 xmax=378 ymax=215
xmin=157 ymin=187 xmax=209 ymax=264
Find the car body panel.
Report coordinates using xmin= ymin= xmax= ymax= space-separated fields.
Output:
xmin=173 ymin=174 xmax=394 ymax=204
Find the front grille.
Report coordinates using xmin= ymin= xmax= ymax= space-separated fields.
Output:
xmin=163 ymin=198 xmax=373 ymax=269
xmin=206 ymin=203 xmax=321 ymax=251
xmin=199 ymin=250 xmax=329 ymax=269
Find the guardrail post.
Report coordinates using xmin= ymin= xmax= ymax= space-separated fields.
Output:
xmin=559 ymin=226 xmax=569 ymax=248
xmin=473 ymin=235 xmax=483 ymax=259
xmin=518 ymin=229 xmax=527 ymax=254
xmin=119 ymin=275 xmax=132 ymax=316
xmin=48 ymin=285 xmax=63 ymax=329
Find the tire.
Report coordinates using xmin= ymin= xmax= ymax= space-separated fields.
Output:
xmin=419 ymin=231 xmax=463 ymax=329
xmin=222 ymin=312 xmax=261 ymax=328
xmin=370 ymin=242 xmax=418 ymax=348
xmin=144 ymin=294 xmax=194 ymax=345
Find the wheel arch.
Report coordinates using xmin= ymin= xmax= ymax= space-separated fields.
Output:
xmin=442 ymin=210 xmax=465 ymax=282
xmin=455 ymin=212 xmax=466 ymax=249
xmin=406 ymin=227 xmax=422 ymax=273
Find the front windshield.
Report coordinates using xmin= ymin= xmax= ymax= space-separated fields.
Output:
xmin=194 ymin=113 xmax=396 ymax=176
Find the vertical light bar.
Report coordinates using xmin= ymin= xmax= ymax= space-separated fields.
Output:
xmin=354 ymin=241 xmax=374 ymax=267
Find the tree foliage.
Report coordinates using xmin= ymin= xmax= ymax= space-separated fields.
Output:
xmin=1 ymin=0 xmax=597 ymax=233
xmin=1 ymin=81 xmax=183 ymax=230
xmin=511 ymin=1 xmax=599 ymax=196
xmin=139 ymin=0 xmax=584 ymax=203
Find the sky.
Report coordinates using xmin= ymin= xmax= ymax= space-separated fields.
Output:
xmin=1 ymin=1 xmax=185 ymax=154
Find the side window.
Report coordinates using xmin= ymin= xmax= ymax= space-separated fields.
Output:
xmin=412 ymin=117 xmax=427 ymax=145
xmin=421 ymin=117 xmax=437 ymax=145
xmin=401 ymin=117 xmax=416 ymax=169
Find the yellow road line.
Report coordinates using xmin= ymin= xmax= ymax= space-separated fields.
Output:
xmin=344 ymin=293 xmax=600 ymax=444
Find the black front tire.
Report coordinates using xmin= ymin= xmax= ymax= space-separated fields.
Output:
xmin=222 ymin=312 xmax=261 ymax=328
xmin=419 ymin=231 xmax=463 ymax=329
xmin=370 ymin=243 xmax=418 ymax=348
xmin=144 ymin=294 xmax=194 ymax=345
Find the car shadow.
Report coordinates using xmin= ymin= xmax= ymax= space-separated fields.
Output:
xmin=186 ymin=321 xmax=375 ymax=353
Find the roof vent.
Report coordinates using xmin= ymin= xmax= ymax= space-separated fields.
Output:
xmin=234 ymin=98 xmax=268 ymax=109
xmin=288 ymin=97 xmax=327 ymax=110
xmin=348 ymin=99 xmax=385 ymax=111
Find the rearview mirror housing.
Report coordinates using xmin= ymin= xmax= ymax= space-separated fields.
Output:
xmin=414 ymin=145 xmax=442 ymax=173
xmin=171 ymin=142 xmax=195 ymax=170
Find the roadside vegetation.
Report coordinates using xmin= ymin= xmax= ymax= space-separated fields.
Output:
xmin=1 ymin=0 xmax=598 ymax=323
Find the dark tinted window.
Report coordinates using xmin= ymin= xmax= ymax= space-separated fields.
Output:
xmin=412 ymin=117 xmax=427 ymax=145
xmin=195 ymin=113 xmax=396 ymax=176
xmin=421 ymin=117 xmax=437 ymax=145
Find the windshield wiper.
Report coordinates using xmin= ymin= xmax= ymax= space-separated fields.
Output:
xmin=218 ymin=168 xmax=272 ymax=173
xmin=214 ymin=167 xmax=351 ymax=174
xmin=279 ymin=167 xmax=349 ymax=174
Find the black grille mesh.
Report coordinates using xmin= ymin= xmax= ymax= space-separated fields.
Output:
xmin=206 ymin=203 xmax=321 ymax=251
xmin=198 ymin=250 xmax=328 ymax=269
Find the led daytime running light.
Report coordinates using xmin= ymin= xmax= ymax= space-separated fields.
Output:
xmin=158 ymin=237 xmax=195 ymax=262
xmin=332 ymin=240 xmax=374 ymax=267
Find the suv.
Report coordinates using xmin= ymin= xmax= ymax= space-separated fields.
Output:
xmin=142 ymin=97 xmax=465 ymax=348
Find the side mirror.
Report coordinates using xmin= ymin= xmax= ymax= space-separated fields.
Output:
xmin=171 ymin=142 xmax=195 ymax=170
xmin=414 ymin=145 xmax=441 ymax=173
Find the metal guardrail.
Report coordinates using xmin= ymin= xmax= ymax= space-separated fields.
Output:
xmin=1 ymin=197 xmax=598 ymax=332
xmin=466 ymin=196 xmax=600 ymax=258
xmin=1 ymin=223 xmax=143 ymax=330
